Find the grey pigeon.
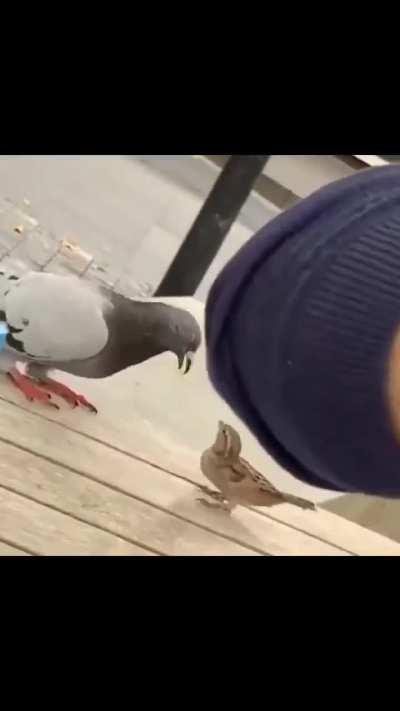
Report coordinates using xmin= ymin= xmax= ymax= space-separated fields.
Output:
xmin=0 ymin=269 xmax=201 ymax=411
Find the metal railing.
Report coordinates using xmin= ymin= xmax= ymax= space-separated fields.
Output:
xmin=155 ymin=156 xmax=270 ymax=297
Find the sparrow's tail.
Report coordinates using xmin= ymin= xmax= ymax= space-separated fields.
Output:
xmin=283 ymin=493 xmax=316 ymax=511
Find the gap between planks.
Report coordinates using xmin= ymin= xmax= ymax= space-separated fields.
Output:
xmin=0 ymin=536 xmax=35 ymax=556
xmin=0 ymin=462 xmax=262 ymax=555
xmin=0 ymin=482 xmax=166 ymax=556
xmin=0 ymin=486 xmax=159 ymax=556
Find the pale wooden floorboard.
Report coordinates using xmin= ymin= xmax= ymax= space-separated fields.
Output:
xmin=0 ymin=540 xmax=30 ymax=556
xmin=0 ymin=395 xmax=396 ymax=555
xmin=249 ymin=503 xmax=400 ymax=556
xmin=0 ymin=488 xmax=156 ymax=556
xmin=0 ymin=441 xmax=262 ymax=556
xmin=0 ymin=401 xmax=349 ymax=556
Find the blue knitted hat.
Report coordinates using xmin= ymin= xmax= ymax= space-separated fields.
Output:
xmin=206 ymin=165 xmax=400 ymax=496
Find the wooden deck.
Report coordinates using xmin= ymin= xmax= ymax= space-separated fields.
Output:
xmin=0 ymin=297 xmax=399 ymax=556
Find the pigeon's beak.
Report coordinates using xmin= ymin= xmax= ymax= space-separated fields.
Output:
xmin=178 ymin=351 xmax=195 ymax=374
xmin=184 ymin=351 xmax=194 ymax=374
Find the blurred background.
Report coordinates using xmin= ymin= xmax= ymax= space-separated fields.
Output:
xmin=0 ymin=155 xmax=377 ymax=300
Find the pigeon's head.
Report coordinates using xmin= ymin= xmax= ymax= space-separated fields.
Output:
xmin=167 ymin=307 xmax=202 ymax=374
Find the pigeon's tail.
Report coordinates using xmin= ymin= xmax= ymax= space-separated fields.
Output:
xmin=282 ymin=492 xmax=316 ymax=511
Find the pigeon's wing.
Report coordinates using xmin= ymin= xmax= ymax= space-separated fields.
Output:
xmin=3 ymin=271 xmax=111 ymax=362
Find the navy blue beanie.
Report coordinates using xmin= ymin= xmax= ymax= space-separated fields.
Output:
xmin=206 ymin=165 xmax=400 ymax=497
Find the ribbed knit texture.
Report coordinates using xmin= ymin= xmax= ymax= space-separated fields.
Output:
xmin=206 ymin=165 xmax=400 ymax=495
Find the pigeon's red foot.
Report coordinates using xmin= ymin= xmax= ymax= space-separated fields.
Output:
xmin=8 ymin=368 xmax=60 ymax=409
xmin=38 ymin=378 xmax=97 ymax=413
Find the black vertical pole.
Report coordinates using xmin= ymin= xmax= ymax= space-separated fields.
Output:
xmin=154 ymin=155 xmax=270 ymax=297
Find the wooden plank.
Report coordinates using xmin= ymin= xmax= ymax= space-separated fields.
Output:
xmin=0 ymin=400 xmax=348 ymax=556
xmin=0 ymin=440 xmax=260 ymax=557
xmin=0 ymin=488 xmax=156 ymax=556
xmin=251 ymin=504 xmax=400 ymax=557
xmin=0 ymin=540 xmax=30 ymax=556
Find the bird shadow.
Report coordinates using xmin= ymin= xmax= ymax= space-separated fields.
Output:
xmin=166 ymin=491 xmax=272 ymax=555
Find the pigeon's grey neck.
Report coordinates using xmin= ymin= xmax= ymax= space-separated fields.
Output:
xmin=105 ymin=296 xmax=184 ymax=367
xmin=49 ymin=293 xmax=200 ymax=380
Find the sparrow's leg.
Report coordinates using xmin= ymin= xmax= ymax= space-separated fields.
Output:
xmin=196 ymin=497 xmax=236 ymax=513
xmin=197 ymin=484 xmax=226 ymax=501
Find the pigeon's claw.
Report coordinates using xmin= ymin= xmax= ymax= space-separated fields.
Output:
xmin=38 ymin=378 xmax=98 ymax=413
xmin=8 ymin=368 xmax=60 ymax=409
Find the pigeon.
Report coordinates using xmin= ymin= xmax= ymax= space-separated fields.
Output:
xmin=198 ymin=421 xmax=316 ymax=513
xmin=0 ymin=269 xmax=201 ymax=412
